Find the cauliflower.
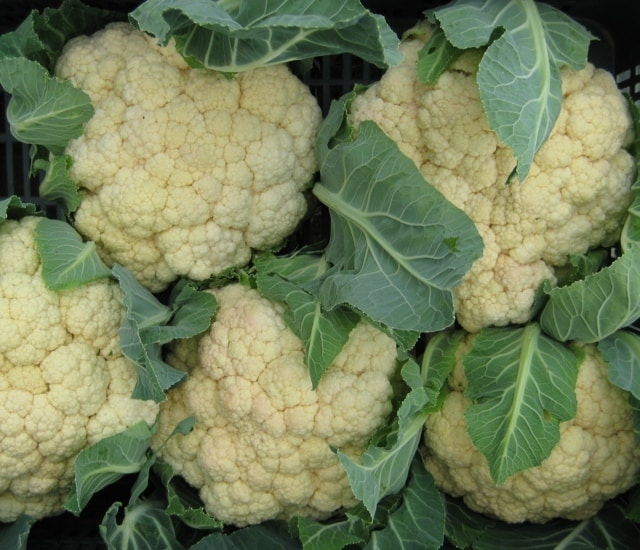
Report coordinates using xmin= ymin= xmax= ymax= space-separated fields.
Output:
xmin=0 ymin=216 xmax=159 ymax=522
xmin=348 ymin=35 xmax=636 ymax=332
xmin=151 ymin=283 xmax=399 ymax=526
xmin=54 ymin=22 xmax=323 ymax=292
xmin=422 ymin=337 xmax=640 ymax=523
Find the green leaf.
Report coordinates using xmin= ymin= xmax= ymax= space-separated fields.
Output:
xmin=189 ymin=522 xmax=300 ymax=550
xmin=431 ymin=0 xmax=593 ymax=181
xmin=539 ymin=244 xmax=640 ymax=343
xmin=336 ymin=339 xmax=454 ymax=519
xmin=621 ymin=99 xmax=640 ymax=252
xmin=113 ymin=267 xmax=216 ymax=402
xmin=0 ymin=195 xmax=41 ymax=221
xmin=0 ymin=57 xmax=93 ymax=154
xmin=34 ymin=154 xmax=82 ymax=214
xmin=100 ymin=500 xmax=186 ymax=550
xmin=464 ymin=324 xmax=579 ymax=484
xmin=443 ymin=496 xmax=496 ymax=550
xmin=0 ymin=515 xmax=35 ymax=550
xmin=142 ymin=279 xmax=218 ymax=345
xmin=415 ymin=24 xmax=463 ymax=85
xmin=291 ymin=514 xmax=368 ymax=550
xmin=65 ymin=421 xmax=153 ymax=515
xmin=255 ymin=252 xmax=359 ymax=387
xmin=130 ymin=0 xmax=401 ymax=74
xmin=153 ymin=460 xmax=223 ymax=531
xmin=365 ymin=459 xmax=445 ymax=550
xmin=598 ymin=330 xmax=640 ymax=400
xmin=313 ymin=99 xmax=482 ymax=333
xmin=474 ymin=502 xmax=640 ymax=549
xmin=35 ymin=217 xmax=112 ymax=290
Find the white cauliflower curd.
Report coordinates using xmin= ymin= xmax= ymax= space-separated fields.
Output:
xmin=54 ymin=22 xmax=323 ymax=292
xmin=151 ymin=283 xmax=400 ymax=526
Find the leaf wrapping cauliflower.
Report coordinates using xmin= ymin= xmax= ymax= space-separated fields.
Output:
xmin=54 ymin=22 xmax=323 ymax=292
xmin=422 ymin=337 xmax=640 ymax=523
xmin=348 ymin=36 xmax=636 ymax=332
xmin=151 ymin=283 xmax=399 ymax=527
xmin=0 ymin=216 xmax=159 ymax=522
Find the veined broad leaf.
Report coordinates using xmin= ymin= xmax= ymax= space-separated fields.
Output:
xmin=35 ymin=217 xmax=112 ymax=290
xmin=255 ymin=252 xmax=360 ymax=388
xmin=113 ymin=266 xmax=216 ymax=402
xmin=188 ymin=522 xmax=300 ymax=550
xmin=0 ymin=57 xmax=93 ymax=154
xmin=429 ymin=0 xmax=593 ymax=181
xmin=337 ymin=333 xmax=457 ymax=519
xmin=539 ymin=244 xmax=640 ymax=343
xmin=35 ymin=154 xmax=82 ymax=214
xmin=130 ymin=0 xmax=401 ymax=73
xmin=65 ymin=422 xmax=153 ymax=515
xmin=100 ymin=500 xmax=185 ymax=550
xmin=313 ymin=99 xmax=482 ymax=333
xmin=366 ymin=459 xmax=445 ymax=550
xmin=464 ymin=324 xmax=579 ymax=484
xmin=598 ymin=330 xmax=640 ymax=401
xmin=473 ymin=502 xmax=640 ymax=549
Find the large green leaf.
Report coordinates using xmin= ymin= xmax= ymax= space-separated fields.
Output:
xmin=598 ymin=330 xmax=640 ymax=401
xmin=337 ymin=332 xmax=458 ymax=518
xmin=0 ymin=0 xmax=124 ymax=153
xmin=291 ymin=513 xmax=368 ymax=550
xmin=35 ymin=217 xmax=112 ymax=290
xmin=473 ymin=502 xmax=640 ymax=549
xmin=429 ymin=0 xmax=593 ymax=181
xmin=464 ymin=324 xmax=579 ymax=484
xmin=255 ymin=252 xmax=359 ymax=388
xmin=65 ymin=422 xmax=153 ymax=515
xmin=0 ymin=57 xmax=93 ymax=154
xmin=113 ymin=266 xmax=217 ymax=402
xmin=365 ymin=459 xmax=445 ymax=550
xmin=313 ymin=99 xmax=482 ymax=333
xmin=539 ymin=244 xmax=640 ymax=343
xmin=34 ymin=154 xmax=83 ymax=214
xmin=189 ymin=522 xmax=300 ymax=550
xmin=101 ymin=500 xmax=185 ymax=550
xmin=130 ymin=0 xmax=401 ymax=73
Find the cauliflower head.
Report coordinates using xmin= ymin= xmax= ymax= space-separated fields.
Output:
xmin=54 ymin=22 xmax=323 ymax=292
xmin=422 ymin=337 xmax=640 ymax=523
xmin=151 ymin=283 xmax=399 ymax=526
xmin=348 ymin=34 xmax=636 ymax=332
xmin=0 ymin=216 xmax=159 ymax=522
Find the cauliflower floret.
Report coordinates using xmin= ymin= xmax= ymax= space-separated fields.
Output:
xmin=151 ymin=283 xmax=399 ymax=527
xmin=55 ymin=22 xmax=323 ymax=292
xmin=0 ymin=216 xmax=159 ymax=522
xmin=349 ymin=34 xmax=636 ymax=332
xmin=422 ymin=338 xmax=640 ymax=523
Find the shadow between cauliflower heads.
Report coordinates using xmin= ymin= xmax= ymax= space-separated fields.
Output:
xmin=0 ymin=216 xmax=159 ymax=522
